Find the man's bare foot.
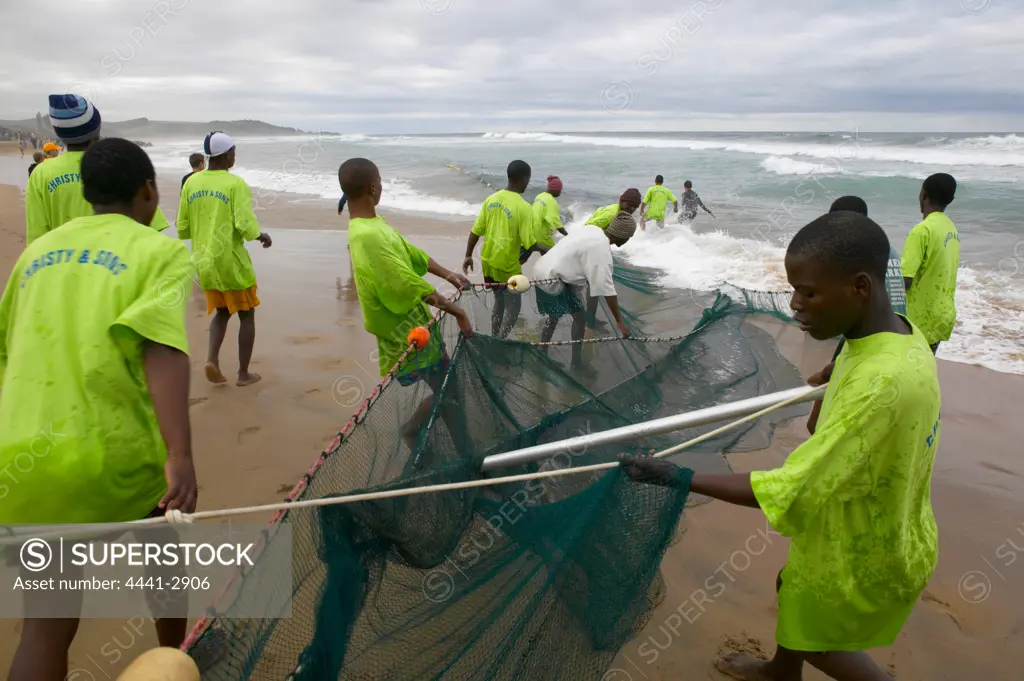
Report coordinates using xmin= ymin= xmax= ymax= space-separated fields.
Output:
xmin=715 ymin=652 xmax=786 ymax=681
xmin=236 ymin=372 xmax=262 ymax=387
xmin=205 ymin=362 xmax=227 ymax=384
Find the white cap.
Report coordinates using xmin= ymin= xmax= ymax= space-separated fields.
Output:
xmin=203 ymin=131 xmax=235 ymax=157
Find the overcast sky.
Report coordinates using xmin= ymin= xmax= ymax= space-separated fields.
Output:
xmin=1 ymin=0 xmax=1021 ymax=133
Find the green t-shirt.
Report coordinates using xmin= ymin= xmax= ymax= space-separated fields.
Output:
xmin=177 ymin=170 xmax=262 ymax=292
xmin=530 ymin=192 xmax=563 ymax=249
xmin=348 ymin=217 xmax=442 ymax=377
xmin=901 ymin=212 xmax=960 ymax=344
xmin=25 ymin=151 xmax=170 ymax=245
xmin=472 ymin=190 xmax=532 ymax=281
xmin=0 ymin=214 xmax=193 ymax=524
xmin=642 ymin=185 xmax=677 ymax=221
xmin=584 ymin=203 xmax=620 ymax=230
xmin=751 ymin=323 xmax=940 ymax=652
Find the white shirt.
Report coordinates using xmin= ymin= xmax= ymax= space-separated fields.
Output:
xmin=532 ymin=224 xmax=617 ymax=297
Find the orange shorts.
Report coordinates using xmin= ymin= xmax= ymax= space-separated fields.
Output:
xmin=205 ymin=285 xmax=260 ymax=315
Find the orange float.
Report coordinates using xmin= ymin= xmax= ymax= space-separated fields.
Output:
xmin=407 ymin=326 xmax=431 ymax=349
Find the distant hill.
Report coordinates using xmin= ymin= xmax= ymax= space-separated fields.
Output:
xmin=0 ymin=116 xmax=334 ymax=143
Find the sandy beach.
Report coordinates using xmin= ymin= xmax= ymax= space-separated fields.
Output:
xmin=1 ymin=161 xmax=1023 ymax=680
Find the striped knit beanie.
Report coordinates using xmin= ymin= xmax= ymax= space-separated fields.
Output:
xmin=48 ymin=94 xmax=102 ymax=144
xmin=606 ymin=211 xmax=637 ymax=240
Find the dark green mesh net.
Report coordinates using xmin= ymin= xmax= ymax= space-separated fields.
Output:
xmin=186 ymin=263 xmax=807 ymax=680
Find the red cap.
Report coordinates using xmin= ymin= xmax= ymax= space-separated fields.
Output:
xmin=547 ymin=175 xmax=563 ymax=192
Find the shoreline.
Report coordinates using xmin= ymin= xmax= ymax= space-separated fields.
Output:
xmin=2 ymin=159 xmax=1021 ymax=376
xmin=2 ymin=172 xmax=1024 ymax=679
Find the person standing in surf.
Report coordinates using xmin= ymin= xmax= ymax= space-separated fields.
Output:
xmin=181 ymin=152 xmax=205 ymax=191
xmin=177 ymin=132 xmax=272 ymax=387
xmin=533 ymin=211 xmax=635 ymax=371
xmin=25 ymin=94 xmax=172 ymax=245
xmin=27 ymin=151 xmax=44 ymax=177
xmin=640 ymin=175 xmax=678 ymax=230
xmin=680 ymin=180 xmax=715 ymax=223
xmin=901 ymin=173 xmax=960 ymax=355
xmin=806 ymin=195 xmax=907 ymax=434
xmin=619 ymin=210 xmax=940 ymax=681
xmin=584 ymin=188 xmax=642 ymax=229
xmin=520 ymin=175 xmax=568 ymax=265
xmin=463 ymin=160 xmax=534 ymax=338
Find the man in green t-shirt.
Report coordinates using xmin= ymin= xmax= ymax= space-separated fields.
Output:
xmin=463 ymin=160 xmax=533 ymax=338
xmin=177 ymin=132 xmax=273 ymax=387
xmin=340 ymin=158 xmax=472 ymax=450
xmin=25 ymin=94 xmax=171 ymax=245
xmin=639 ymin=175 xmax=678 ymax=231
xmin=584 ymin=188 xmax=642 ymax=229
xmin=902 ymin=173 xmax=960 ymax=355
xmin=619 ymin=211 xmax=940 ymax=681
xmin=520 ymin=175 xmax=568 ymax=266
xmin=1 ymin=139 xmax=198 ymax=681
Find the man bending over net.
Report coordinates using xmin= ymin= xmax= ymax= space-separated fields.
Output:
xmin=532 ymin=211 xmax=635 ymax=370
xmin=584 ymin=187 xmax=642 ymax=231
xmin=619 ymin=211 xmax=940 ymax=681
xmin=340 ymin=158 xmax=473 ymax=452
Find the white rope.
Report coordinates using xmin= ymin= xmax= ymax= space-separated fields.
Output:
xmin=0 ymin=385 xmax=823 ymax=546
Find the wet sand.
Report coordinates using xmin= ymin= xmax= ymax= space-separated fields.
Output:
xmin=1 ymin=176 xmax=1023 ymax=680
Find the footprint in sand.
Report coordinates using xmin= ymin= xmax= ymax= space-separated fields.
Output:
xmin=718 ymin=633 xmax=770 ymax=660
xmin=287 ymin=335 xmax=325 ymax=346
xmin=277 ymin=483 xmax=294 ymax=494
xmin=189 ymin=397 xmax=208 ymax=407
xmin=920 ymin=589 xmax=964 ymax=631
xmin=921 ymin=590 xmax=950 ymax=608
xmin=979 ymin=461 xmax=1018 ymax=477
xmin=237 ymin=426 xmax=261 ymax=443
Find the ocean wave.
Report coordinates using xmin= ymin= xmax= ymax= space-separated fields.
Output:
xmin=760 ymin=156 xmax=834 ymax=177
xmin=759 ymin=155 xmax=939 ymax=181
xmin=481 ymin=132 xmax=552 ymax=140
xmin=232 ymin=166 xmax=478 ymax=217
xmin=146 ymin=140 xmax=478 ymax=217
xmin=551 ymin=218 xmax=1024 ymax=376
xmin=473 ymin=132 xmax=1024 ymax=168
xmin=944 ymin=134 xmax=1024 ymax=151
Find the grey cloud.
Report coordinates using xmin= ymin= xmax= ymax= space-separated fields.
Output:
xmin=0 ymin=0 xmax=1021 ymax=132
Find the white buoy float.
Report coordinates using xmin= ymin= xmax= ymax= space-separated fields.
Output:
xmin=115 ymin=648 xmax=200 ymax=681
xmin=507 ymin=274 xmax=531 ymax=293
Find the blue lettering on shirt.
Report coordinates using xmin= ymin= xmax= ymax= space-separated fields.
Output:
xmin=943 ymin=231 xmax=960 ymax=248
xmin=47 ymin=173 xmax=82 ymax=194
xmin=187 ymin=189 xmax=230 ymax=205
xmin=486 ymin=201 xmax=513 ymax=220
xmin=20 ymin=248 xmax=128 ymax=288
xmin=926 ymin=416 xmax=940 ymax=448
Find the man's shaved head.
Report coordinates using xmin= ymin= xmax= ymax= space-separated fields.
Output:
xmin=339 ymin=158 xmax=381 ymax=199
xmin=788 ymin=211 xmax=889 ymax=280
xmin=830 ymin=195 xmax=868 ymax=216
xmin=506 ymin=159 xmax=531 ymax=193
xmin=785 ymin=211 xmax=892 ymax=341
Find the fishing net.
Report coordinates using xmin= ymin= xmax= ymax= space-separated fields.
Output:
xmin=185 ymin=263 xmax=808 ymax=681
